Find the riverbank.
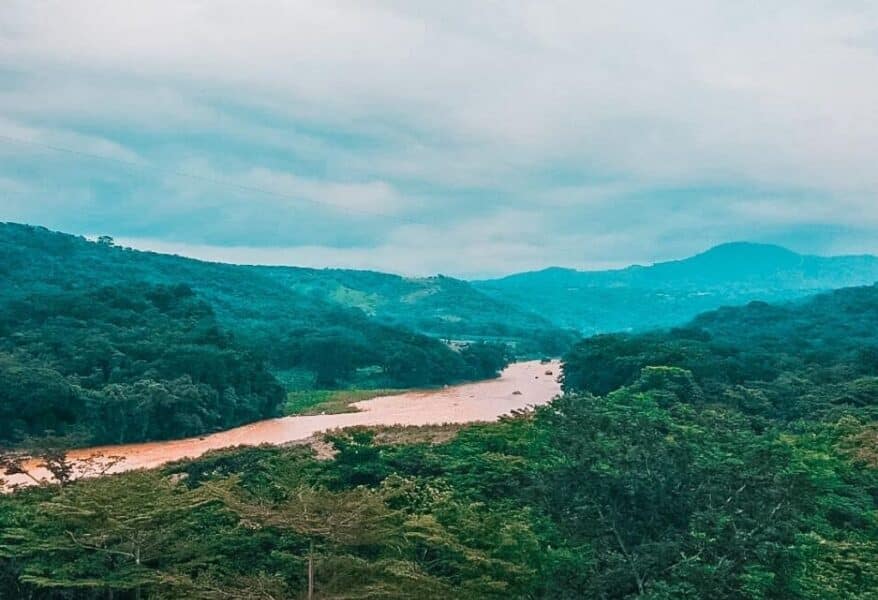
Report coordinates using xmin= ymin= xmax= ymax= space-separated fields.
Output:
xmin=4 ymin=360 xmax=561 ymax=489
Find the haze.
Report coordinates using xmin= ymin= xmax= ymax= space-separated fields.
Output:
xmin=1 ymin=1 xmax=877 ymax=276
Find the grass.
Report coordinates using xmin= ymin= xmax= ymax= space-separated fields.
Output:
xmin=309 ymin=424 xmax=467 ymax=459
xmin=283 ymin=388 xmax=408 ymax=416
xmin=368 ymin=423 xmax=465 ymax=445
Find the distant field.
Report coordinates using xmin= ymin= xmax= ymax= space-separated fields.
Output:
xmin=283 ymin=388 xmax=408 ymax=416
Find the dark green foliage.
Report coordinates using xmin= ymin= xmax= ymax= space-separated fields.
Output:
xmin=0 ymin=283 xmax=284 ymax=447
xmin=0 ymin=223 xmax=570 ymax=370
xmin=459 ymin=341 xmax=512 ymax=380
xmin=0 ymin=223 xmax=519 ymax=448
xmin=563 ymin=285 xmax=878 ymax=421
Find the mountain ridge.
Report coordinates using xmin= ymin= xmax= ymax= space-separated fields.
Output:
xmin=7 ymin=222 xmax=878 ymax=340
xmin=0 ymin=222 xmax=571 ymax=357
xmin=473 ymin=241 xmax=878 ymax=334
xmin=478 ymin=241 xmax=878 ymax=283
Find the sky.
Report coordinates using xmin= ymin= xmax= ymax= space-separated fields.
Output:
xmin=1 ymin=1 xmax=877 ymax=278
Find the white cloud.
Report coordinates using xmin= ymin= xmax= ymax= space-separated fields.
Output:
xmin=110 ymin=209 xmax=524 ymax=275
xmin=238 ymin=167 xmax=410 ymax=217
xmin=0 ymin=117 xmax=142 ymax=163
xmin=3 ymin=1 xmax=877 ymax=189
xmin=2 ymin=1 xmax=878 ymax=272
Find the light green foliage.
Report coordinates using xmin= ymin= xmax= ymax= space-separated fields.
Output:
xmin=283 ymin=389 xmax=406 ymax=416
xmin=259 ymin=267 xmax=574 ymax=355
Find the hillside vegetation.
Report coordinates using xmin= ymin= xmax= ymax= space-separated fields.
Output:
xmin=475 ymin=242 xmax=878 ymax=334
xmin=0 ymin=224 xmax=514 ymax=448
xmin=0 ymin=223 xmax=571 ymax=360
xmin=0 ymin=283 xmax=285 ymax=447
xmin=563 ymin=284 xmax=878 ymax=418
xmin=1 ymin=285 xmax=875 ymax=598
xmin=253 ymin=266 xmax=569 ymax=353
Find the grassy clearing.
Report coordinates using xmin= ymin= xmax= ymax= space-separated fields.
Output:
xmin=368 ymin=423 xmax=465 ymax=445
xmin=283 ymin=388 xmax=408 ymax=416
xmin=309 ymin=423 xmax=467 ymax=459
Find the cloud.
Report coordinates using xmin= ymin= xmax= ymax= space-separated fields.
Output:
xmin=238 ymin=167 xmax=410 ymax=217
xmin=1 ymin=1 xmax=877 ymax=275
xmin=0 ymin=117 xmax=142 ymax=163
xmin=114 ymin=209 xmax=605 ymax=278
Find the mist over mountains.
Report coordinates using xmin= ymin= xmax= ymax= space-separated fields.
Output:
xmin=474 ymin=242 xmax=878 ymax=334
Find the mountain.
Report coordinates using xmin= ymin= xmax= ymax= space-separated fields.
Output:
xmin=0 ymin=224 xmax=570 ymax=380
xmin=249 ymin=266 xmax=569 ymax=353
xmin=473 ymin=242 xmax=878 ymax=334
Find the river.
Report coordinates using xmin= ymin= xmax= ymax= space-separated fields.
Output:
xmin=4 ymin=360 xmax=561 ymax=489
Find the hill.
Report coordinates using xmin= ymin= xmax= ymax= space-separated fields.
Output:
xmin=0 ymin=282 xmax=285 ymax=446
xmin=563 ymin=283 xmax=878 ymax=420
xmin=250 ymin=265 xmax=569 ymax=353
xmin=0 ymin=223 xmax=549 ymax=447
xmin=474 ymin=242 xmax=878 ymax=333
xmin=0 ymin=223 xmax=568 ymax=357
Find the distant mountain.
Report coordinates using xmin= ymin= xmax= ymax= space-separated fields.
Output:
xmin=473 ymin=242 xmax=878 ymax=334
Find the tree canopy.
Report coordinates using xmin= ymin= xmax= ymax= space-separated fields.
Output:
xmin=1 ymin=285 xmax=876 ymax=598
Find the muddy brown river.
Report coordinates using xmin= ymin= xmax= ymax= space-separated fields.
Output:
xmin=4 ymin=360 xmax=561 ymax=489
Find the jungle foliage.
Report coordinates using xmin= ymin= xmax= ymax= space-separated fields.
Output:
xmin=0 ymin=224 xmax=512 ymax=448
xmin=1 ymin=285 xmax=875 ymax=598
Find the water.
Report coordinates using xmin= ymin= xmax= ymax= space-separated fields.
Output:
xmin=4 ymin=360 xmax=561 ymax=489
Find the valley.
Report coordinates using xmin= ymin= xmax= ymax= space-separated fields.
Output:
xmin=1 ymin=225 xmax=876 ymax=599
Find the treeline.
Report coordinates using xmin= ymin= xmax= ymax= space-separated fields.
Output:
xmin=0 ymin=283 xmax=285 ymax=447
xmin=263 ymin=327 xmax=510 ymax=388
xmin=1 ymin=286 xmax=875 ymax=597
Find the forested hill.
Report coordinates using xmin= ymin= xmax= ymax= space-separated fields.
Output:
xmin=249 ymin=265 xmax=565 ymax=351
xmin=0 ymin=223 xmax=571 ymax=373
xmin=0 ymin=223 xmax=544 ymax=447
xmin=0 ymin=223 xmax=569 ymax=357
xmin=564 ymin=283 xmax=878 ymax=420
xmin=474 ymin=242 xmax=878 ymax=334
xmin=0 ymin=283 xmax=285 ymax=447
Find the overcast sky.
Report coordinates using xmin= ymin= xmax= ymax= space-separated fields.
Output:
xmin=1 ymin=1 xmax=877 ymax=277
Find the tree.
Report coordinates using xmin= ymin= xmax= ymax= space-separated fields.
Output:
xmin=208 ymin=478 xmax=406 ymax=599
xmin=5 ymin=472 xmax=210 ymax=598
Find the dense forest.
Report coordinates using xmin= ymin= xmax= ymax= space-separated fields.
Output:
xmin=1 ymin=286 xmax=875 ymax=598
xmin=563 ymin=284 xmax=878 ymax=421
xmin=0 ymin=224 xmax=515 ymax=448
xmin=0 ymin=282 xmax=285 ymax=447
xmin=0 ymin=281 xmax=510 ymax=449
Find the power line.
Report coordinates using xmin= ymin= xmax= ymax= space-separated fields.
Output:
xmin=0 ymin=133 xmax=422 ymax=225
